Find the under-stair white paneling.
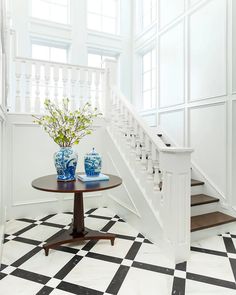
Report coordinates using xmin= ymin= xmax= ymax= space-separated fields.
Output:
xmin=189 ymin=0 xmax=227 ymax=101
xmin=159 ymin=110 xmax=185 ymax=146
xmin=159 ymin=0 xmax=185 ymax=28
xmin=189 ymin=103 xmax=227 ymax=197
xmin=232 ymin=101 xmax=236 ymax=206
xmin=159 ymin=21 xmax=184 ymax=108
xmin=6 ymin=115 xmax=107 ymax=219
xmin=232 ymin=1 xmax=236 ymax=94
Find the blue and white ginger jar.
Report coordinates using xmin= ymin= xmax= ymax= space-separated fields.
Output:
xmin=84 ymin=148 xmax=102 ymax=177
xmin=54 ymin=147 xmax=78 ymax=181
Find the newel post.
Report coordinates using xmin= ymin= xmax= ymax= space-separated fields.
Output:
xmin=159 ymin=148 xmax=193 ymax=263
xmin=103 ymin=59 xmax=118 ymax=119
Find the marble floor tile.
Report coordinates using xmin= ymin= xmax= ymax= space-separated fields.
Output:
xmin=186 ymin=251 xmax=235 ymax=282
xmin=0 ymin=274 xmax=43 ymax=295
xmin=64 ymin=256 xmax=120 ymax=292
xmin=20 ymin=249 xmax=75 ymax=277
xmin=19 ymin=224 xmax=61 ymax=242
xmin=185 ymin=278 xmax=236 ymax=294
xmin=118 ymin=266 xmax=173 ymax=295
xmin=2 ymin=240 xmax=35 ymax=265
xmin=5 ymin=220 xmax=31 ymax=235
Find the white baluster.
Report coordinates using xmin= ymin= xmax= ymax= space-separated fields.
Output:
xmin=15 ymin=60 xmax=22 ymax=112
xmin=70 ymin=67 xmax=77 ymax=111
xmin=94 ymin=70 xmax=100 ymax=109
xmin=25 ymin=61 xmax=32 ymax=113
xmin=141 ymin=133 xmax=147 ymax=169
xmin=62 ymin=67 xmax=68 ymax=99
xmin=79 ymin=68 xmax=85 ymax=107
xmin=44 ymin=64 xmax=50 ymax=99
xmin=135 ymin=136 xmax=141 ymax=161
xmin=87 ymin=69 xmax=92 ymax=105
xmin=153 ymin=159 xmax=161 ymax=191
xmin=147 ymin=141 xmax=154 ymax=180
xmin=53 ymin=65 xmax=59 ymax=105
xmin=35 ymin=63 xmax=41 ymax=113
xmin=141 ymin=145 xmax=147 ymax=170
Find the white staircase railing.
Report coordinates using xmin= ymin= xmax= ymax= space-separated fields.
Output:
xmin=104 ymin=59 xmax=193 ymax=263
xmin=9 ymin=57 xmax=106 ymax=114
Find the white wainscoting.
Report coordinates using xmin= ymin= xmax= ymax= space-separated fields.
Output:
xmin=189 ymin=0 xmax=227 ymax=101
xmin=5 ymin=114 xmax=108 ymax=219
xmin=135 ymin=0 xmax=234 ymax=205
xmin=159 ymin=109 xmax=185 ymax=146
xmin=159 ymin=0 xmax=185 ymax=29
xmin=189 ymin=103 xmax=227 ymax=197
xmin=159 ymin=21 xmax=184 ymax=108
xmin=232 ymin=101 xmax=236 ymax=207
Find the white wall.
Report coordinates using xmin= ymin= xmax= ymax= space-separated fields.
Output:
xmin=5 ymin=114 xmax=109 ymax=219
xmin=0 ymin=0 xmax=7 ymax=264
xmin=9 ymin=0 xmax=132 ymax=98
xmin=133 ymin=0 xmax=234 ymax=204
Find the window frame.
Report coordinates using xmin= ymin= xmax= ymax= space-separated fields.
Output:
xmin=30 ymin=0 xmax=70 ymax=25
xmin=31 ymin=40 xmax=69 ymax=63
xmin=87 ymin=0 xmax=120 ymax=35
xmin=141 ymin=0 xmax=157 ymax=31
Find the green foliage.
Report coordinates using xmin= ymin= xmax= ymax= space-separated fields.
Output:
xmin=33 ymin=98 xmax=102 ymax=147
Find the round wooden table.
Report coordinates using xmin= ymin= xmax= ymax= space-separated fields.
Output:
xmin=32 ymin=173 xmax=122 ymax=256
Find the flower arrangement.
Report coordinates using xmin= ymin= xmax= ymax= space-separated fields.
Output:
xmin=33 ymin=98 xmax=101 ymax=147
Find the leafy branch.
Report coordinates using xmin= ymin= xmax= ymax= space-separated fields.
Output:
xmin=33 ymin=98 xmax=102 ymax=147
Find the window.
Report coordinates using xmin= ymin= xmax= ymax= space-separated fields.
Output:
xmin=142 ymin=49 xmax=156 ymax=110
xmin=87 ymin=0 xmax=119 ymax=35
xmin=142 ymin=0 xmax=157 ymax=29
xmin=31 ymin=0 xmax=69 ymax=24
xmin=32 ymin=43 xmax=68 ymax=63
xmin=88 ymin=53 xmax=117 ymax=68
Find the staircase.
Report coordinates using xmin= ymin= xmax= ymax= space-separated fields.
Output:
xmin=156 ymin=132 xmax=236 ymax=238
xmin=104 ymin=59 xmax=236 ymax=262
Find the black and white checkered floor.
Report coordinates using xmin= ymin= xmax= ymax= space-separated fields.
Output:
xmin=1 ymin=207 xmax=236 ymax=295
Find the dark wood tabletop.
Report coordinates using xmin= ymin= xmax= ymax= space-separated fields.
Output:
xmin=32 ymin=173 xmax=122 ymax=193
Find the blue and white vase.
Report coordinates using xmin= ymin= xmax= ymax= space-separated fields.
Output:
xmin=84 ymin=148 xmax=102 ymax=177
xmin=54 ymin=147 xmax=78 ymax=181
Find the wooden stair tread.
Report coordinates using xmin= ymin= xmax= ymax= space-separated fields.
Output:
xmin=191 ymin=194 xmax=219 ymax=207
xmin=191 ymin=179 xmax=204 ymax=186
xmin=191 ymin=212 xmax=236 ymax=232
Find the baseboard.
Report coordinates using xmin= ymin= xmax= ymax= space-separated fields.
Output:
xmin=7 ymin=193 xmax=105 ymax=220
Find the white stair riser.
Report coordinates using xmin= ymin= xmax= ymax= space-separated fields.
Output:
xmin=191 ymin=202 xmax=219 ymax=217
xmin=191 ymin=185 xmax=203 ymax=195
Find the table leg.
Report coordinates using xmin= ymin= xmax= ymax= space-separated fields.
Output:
xmin=43 ymin=192 xmax=116 ymax=256
xmin=72 ymin=192 xmax=85 ymax=236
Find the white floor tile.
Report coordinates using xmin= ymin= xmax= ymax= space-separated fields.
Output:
xmin=118 ymin=267 xmax=173 ymax=295
xmin=107 ymin=221 xmax=139 ymax=237
xmin=20 ymin=249 xmax=75 ymax=277
xmin=45 ymin=214 xmax=73 ymax=226
xmin=5 ymin=220 xmax=31 ymax=235
xmin=134 ymin=243 xmax=175 ymax=269
xmin=0 ymin=275 xmax=42 ymax=295
xmin=19 ymin=225 xmax=61 ymax=242
xmin=91 ymin=208 xmax=115 ymax=218
xmin=64 ymin=256 xmax=120 ymax=292
xmin=2 ymin=240 xmax=35 ymax=265
xmin=84 ymin=216 xmax=110 ymax=231
xmin=191 ymin=235 xmax=227 ymax=253
xmin=185 ymin=279 xmax=236 ymax=294
xmin=186 ymin=251 xmax=235 ymax=282
xmin=91 ymin=238 xmax=134 ymax=258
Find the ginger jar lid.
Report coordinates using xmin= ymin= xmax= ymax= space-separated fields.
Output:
xmin=86 ymin=147 xmax=99 ymax=156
